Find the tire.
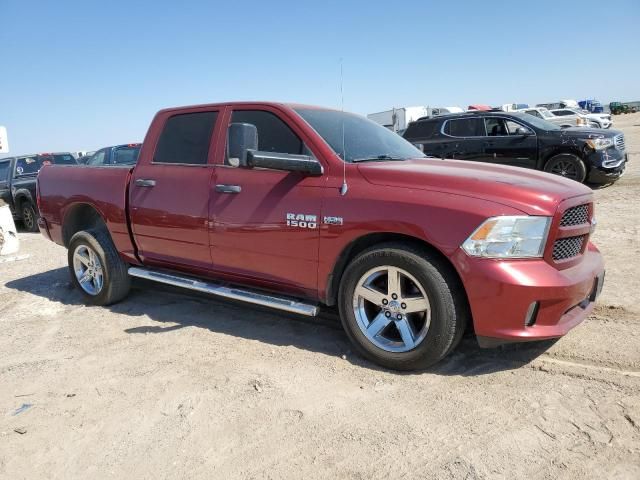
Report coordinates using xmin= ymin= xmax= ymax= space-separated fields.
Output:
xmin=67 ymin=229 xmax=131 ymax=306
xmin=21 ymin=202 xmax=39 ymax=232
xmin=338 ymin=243 xmax=467 ymax=371
xmin=544 ymin=153 xmax=587 ymax=183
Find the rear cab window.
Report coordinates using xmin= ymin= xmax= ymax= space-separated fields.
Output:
xmin=113 ymin=145 xmax=141 ymax=165
xmin=154 ymin=111 xmax=219 ymax=165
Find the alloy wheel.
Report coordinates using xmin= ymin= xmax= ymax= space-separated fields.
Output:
xmin=72 ymin=244 xmax=104 ymax=295
xmin=352 ymin=266 xmax=431 ymax=352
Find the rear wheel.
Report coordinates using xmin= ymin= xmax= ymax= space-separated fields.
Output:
xmin=338 ymin=243 xmax=467 ymax=370
xmin=68 ymin=229 xmax=131 ymax=305
xmin=21 ymin=202 xmax=39 ymax=232
xmin=544 ymin=154 xmax=587 ymax=183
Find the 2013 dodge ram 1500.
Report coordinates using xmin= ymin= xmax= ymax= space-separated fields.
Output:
xmin=36 ymin=102 xmax=605 ymax=370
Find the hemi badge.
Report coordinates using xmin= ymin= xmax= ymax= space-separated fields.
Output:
xmin=323 ymin=216 xmax=343 ymax=226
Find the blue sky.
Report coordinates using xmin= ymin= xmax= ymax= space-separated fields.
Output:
xmin=1 ymin=0 xmax=639 ymax=156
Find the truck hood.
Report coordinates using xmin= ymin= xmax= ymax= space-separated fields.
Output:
xmin=357 ymin=158 xmax=592 ymax=216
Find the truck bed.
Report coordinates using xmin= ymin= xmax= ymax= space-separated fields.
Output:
xmin=37 ymin=165 xmax=139 ymax=263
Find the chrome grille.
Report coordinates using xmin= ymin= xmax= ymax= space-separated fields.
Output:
xmin=615 ymin=134 xmax=625 ymax=151
xmin=553 ymin=235 xmax=585 ymax=261
xmin=560 ymin=204 xmax=589 ymax=227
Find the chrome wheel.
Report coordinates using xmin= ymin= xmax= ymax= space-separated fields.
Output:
xmin=73 ymin=244 xmax=104 ymax=295
xmin=352 ymin=266 xmax=431 ymax=353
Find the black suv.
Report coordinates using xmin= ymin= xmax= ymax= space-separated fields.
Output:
xmin=402 ymin=111 xmax=627 ymax=184
xmin=0 ymin=153 xmax=77 ymax=231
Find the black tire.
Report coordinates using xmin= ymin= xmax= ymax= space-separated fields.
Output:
xmin=67 ymin=229 xmax=131 ymax=306
xmin=338 ymin=243 xmax=467 ymax=371
xmin=21 ymin=202 xmax=39 ymax=232
xmin=544 ymin=153 xmax=587 ymax=183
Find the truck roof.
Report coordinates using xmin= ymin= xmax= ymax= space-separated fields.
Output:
xmin=157 ymin=101 xmax=339 ymax=115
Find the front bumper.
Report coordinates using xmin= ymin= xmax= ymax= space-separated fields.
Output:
xmin=37 ymin=216 xmax=52 ymax=241
xmin=587 ymin=151 xmax=627 ymax=184
xmin=452 ymin=244 xmax=605 ymax=346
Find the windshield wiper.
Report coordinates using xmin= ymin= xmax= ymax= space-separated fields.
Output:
xmin=351 ymin=155 xmax=407 ymax=163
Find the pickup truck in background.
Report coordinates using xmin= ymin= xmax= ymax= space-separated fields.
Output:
xmin=0 ymin=152 xmax=77 ymax=231
xmin=82 ymin=143 xmax=142 ymax=166
xmin=37 ymin=102 xmax=605 ymax=370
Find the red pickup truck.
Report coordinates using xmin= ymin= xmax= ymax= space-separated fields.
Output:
xmin=37 ymin=102 xmax=605 ymax=370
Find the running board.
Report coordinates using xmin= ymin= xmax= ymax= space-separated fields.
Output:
xmin=127 ymin=267 xmax=319 ymax=317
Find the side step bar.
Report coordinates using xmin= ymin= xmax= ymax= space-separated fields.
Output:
xmin=128 ymin=267 xmax=319 ymax=317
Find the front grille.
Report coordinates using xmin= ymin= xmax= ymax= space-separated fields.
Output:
xmin=615 ymin=133 xmax=625 ymax=151
xmin=553 ymin=235 xmax=585 ymax=260
xmin=560 ymin=204 xmax=589 ymax=227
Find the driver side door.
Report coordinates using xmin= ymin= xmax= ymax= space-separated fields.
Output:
xmin=209 ymin=106 xmax=324 ymax=298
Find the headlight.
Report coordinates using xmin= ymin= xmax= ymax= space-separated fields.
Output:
xmin=586 ymin=137 xmax=614 ymax=150
xmin=462 ymin=216 xmax=551 ymax=258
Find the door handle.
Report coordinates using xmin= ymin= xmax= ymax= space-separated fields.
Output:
xmin=135 ymin=179 xmax=156 ymax=187
xmin=215 ymin=184 xmax=241 ymax=194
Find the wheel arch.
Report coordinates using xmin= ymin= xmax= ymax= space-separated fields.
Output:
xmin=324 ymin=232 xmax=470 ymax=315
xmin=543 ymin=147 xmax=585 ymax=168
xmin=61 ymin=203 xmax=108 ymax=247
xmin=14 ymin=190 xmax=34 ymax=213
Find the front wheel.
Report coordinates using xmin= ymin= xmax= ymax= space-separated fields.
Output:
xmin=544 ymin=154 xmax=587 ymax=183
xmin=68 ymin=229 xmax=131 ymax=305
xmin=338 ymin=243 xmax=467 ymax=370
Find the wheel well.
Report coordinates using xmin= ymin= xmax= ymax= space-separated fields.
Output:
xmin=62 ymin=204 xmax=107 ymax=247
xmin=543 ymin=147 xmax=584 ymax=167
xmin=14 ymin=193 xmax=33 ymax=212
xmin=325 ymin=232 xmax=468 ymax=309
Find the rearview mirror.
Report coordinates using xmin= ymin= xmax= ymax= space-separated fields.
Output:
xmin=228 ymin=123 xmax=258 ymax=167
xmin=247 ymin=151 xmax=323 ymax=176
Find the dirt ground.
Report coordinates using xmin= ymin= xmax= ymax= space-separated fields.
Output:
xmin=1 ymin=115 xmax=640 ymax=480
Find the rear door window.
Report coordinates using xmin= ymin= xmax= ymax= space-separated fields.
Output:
xmin=154 ymin=111 xmax=218 ymax=165
xmin=443 ymin=118 xmax=485 ymax=137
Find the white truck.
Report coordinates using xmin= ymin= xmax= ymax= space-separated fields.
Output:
xmin=367 ymin=106 xmax=463 ymax=132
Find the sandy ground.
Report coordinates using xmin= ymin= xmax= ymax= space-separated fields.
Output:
xmin=1 ymin=114 xmax=640 ymax=479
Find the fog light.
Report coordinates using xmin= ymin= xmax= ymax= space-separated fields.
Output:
xmin=525 ymin=301 xmax=539 ymax=327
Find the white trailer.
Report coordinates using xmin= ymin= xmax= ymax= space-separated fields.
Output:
xmin=367 ymin=106 xmax=463 ymax=132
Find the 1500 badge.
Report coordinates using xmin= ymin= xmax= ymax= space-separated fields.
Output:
xmin=287 ymin=213 xmax=318 ymax=229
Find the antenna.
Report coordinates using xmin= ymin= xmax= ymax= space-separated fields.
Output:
xmin=339 ymin=58 xmax=348 ymax=196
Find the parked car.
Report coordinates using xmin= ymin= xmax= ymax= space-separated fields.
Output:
xmin=518 ymin=107 xmax=572 ymax=127
xmin=549 ymin=108 xmax=600 ymax=128
xmin=0 ymin=152 xmax=77 ymax=231
xmin=84 ymin=144 xmax=142 ymax=166
xmin=402 ymin=111 xmax=627 ymax=184
xmin=37 ymin=101 xmax=605 ymax=370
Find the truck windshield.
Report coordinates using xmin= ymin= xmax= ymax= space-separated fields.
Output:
xmin=294 ymin=108 xmax=425 ymax=163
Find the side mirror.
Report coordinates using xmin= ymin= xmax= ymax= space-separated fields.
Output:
xmin=515 ymin=127 xmax=532 ymax=136
xmin=228 ymin=123 xmax=258 ymax=167
xmin=247 ymin=151 xmax=323 ymax=176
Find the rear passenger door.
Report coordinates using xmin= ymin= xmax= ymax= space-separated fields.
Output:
xmin=129 ymin=109 xmax=221 ymax=274
xmin=441 ymin=117 xmax=486 ymax=161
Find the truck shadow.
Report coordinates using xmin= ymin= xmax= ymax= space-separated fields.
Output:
xmin=6 ymin=267 xmax=556 ymax=377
